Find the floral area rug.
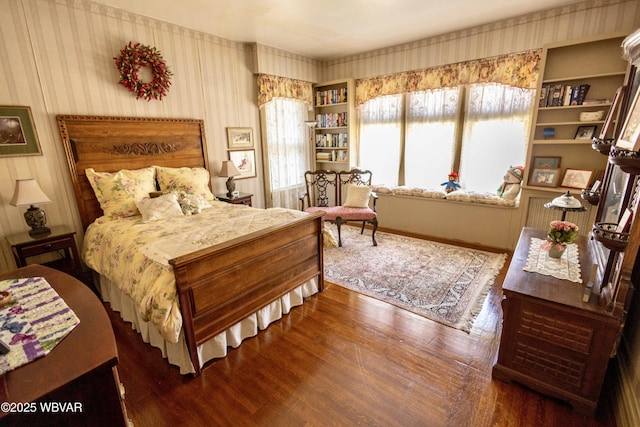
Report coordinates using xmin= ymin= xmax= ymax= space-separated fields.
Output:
xmin=323 ymin=226 xmax=507 ymax=332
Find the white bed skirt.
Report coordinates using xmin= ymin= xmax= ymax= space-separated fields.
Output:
xmin=96 ymin=273 xmax=319 ymax=375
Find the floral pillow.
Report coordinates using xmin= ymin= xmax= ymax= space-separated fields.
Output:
xmin=155 ymin=166 xmax=216 ymax=201
xmin=85 ymin=167 xmax=156 ymax=219
xmin=136 ymin=192 xmax=184 ymax=222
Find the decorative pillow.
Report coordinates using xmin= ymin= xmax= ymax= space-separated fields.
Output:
xmin=343 ymin=184 xmax=372 ymax=208
xmin=136 ymin=193 xmax=184 ymax=222
xmin=155 ymin=166 xmax=216 ymax=201
xmin=85 ymin=167 xmax=156 ymax=219
xmin=179 ymin=192 xmax=212 ymax=211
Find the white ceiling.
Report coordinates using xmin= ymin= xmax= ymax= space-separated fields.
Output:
xmin=94 ymin=0 xmax=582 ymax=59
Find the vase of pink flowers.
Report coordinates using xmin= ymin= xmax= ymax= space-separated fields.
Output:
xmin=540 ymin=220 xmax=579 ymax=259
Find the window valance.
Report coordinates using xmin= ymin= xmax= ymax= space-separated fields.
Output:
xmin=355 ymin=49 xmax=542 ymax=106
xmin=257 ymin=74 xmax=313 ymax=107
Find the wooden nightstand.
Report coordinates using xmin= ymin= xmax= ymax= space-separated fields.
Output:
xmin=5 ymin=225 xmax=83 ymax=278
xmin=215 ymin=192 xmax=253 ymax=206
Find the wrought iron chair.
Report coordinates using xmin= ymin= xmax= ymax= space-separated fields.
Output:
xmin=300 ymin=169 xmax=378 ymax=247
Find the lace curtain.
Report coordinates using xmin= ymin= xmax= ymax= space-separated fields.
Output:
xmin=405 ymin=87 xmax=461 ymax=187
xmin=459 ymin=83 xmax=535 ymax=192
xmin=258 ymin=74 xmax=314 ymax=209
xmin=358 ymin=94 xmax=403 ymax=185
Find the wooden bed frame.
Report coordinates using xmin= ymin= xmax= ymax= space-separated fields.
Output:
xmin=56 ymin=115 xmax=324 ymax=375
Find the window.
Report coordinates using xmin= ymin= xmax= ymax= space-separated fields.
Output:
xmin=358 ymin=83 xmax=534 ymax=193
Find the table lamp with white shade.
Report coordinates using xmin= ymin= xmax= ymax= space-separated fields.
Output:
xmin=10 ymin=178 xmax=52 ymax=237
xmin=219 ymin=160 xmax=242 ymax=197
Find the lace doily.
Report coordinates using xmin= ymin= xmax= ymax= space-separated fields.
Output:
xmin=523 ymin=237 xmax=582 ymax=283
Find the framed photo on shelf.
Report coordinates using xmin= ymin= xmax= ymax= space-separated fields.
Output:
xmin=529 ymin=168 xmax=560 ymax=187
xmin=0 ymin=106 xmax=42 ymax=157
xmin=616 ymin=208 xmax=633 ymax=233
xmin=226 ymin=127 xmax=254 ymax=149
xmin=599 ymin=86 xmax=625 ymax=140
xmin=561 ymin=168 xmax=594 ymax=189
xmin=616 ymin=88 xmax=640 ymax=151
xmin=228 ymin=149 xmax=256 ymax=179
xmin=532 ymin=156 xmax=561 ymax=169
xmin=574 ymin=125 xmax=597 ymax=140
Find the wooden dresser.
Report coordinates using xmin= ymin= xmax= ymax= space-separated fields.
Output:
xmin=0 ymin=265 xmax=129 ymax=426
xmin=492 ymin=227 xmax=623 ymax=416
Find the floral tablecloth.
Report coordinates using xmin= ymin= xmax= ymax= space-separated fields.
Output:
xmin=523 ymin=237 xmax=582 ymax=283
xmin=0 ymin=277 xmax=80 ymax=374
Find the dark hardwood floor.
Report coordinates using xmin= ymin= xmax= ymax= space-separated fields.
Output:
xmin=107 ymin=244 xmax=618 ymax=427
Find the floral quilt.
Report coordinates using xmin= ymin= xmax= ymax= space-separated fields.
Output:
xmin=82 ymin=202 xmax=308 ymax=343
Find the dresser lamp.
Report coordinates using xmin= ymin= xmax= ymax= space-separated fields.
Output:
xmin=544 ymin=191 xmax=587 ymax=221
xmin=10 ymin=178 xmax=52 ymax=237
xmin=219 ymin=160 xmax=242 ymax=197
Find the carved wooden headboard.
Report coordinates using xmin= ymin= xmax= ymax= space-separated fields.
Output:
xmin=56 ymin=115 xmax=210 ymax=230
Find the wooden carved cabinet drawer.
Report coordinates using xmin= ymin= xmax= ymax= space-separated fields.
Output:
xmin=20 ymin=236 xmax=75 ymax=257
xmin=492 ymin=228 xmax=624 ymax=417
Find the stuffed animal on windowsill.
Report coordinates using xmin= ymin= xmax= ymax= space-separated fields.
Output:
xmin=497 ymin=166 xmax=524 ymax=200
xmin=441 ymin=172 xmax=460 ymax=193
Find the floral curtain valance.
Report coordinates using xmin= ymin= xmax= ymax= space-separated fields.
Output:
xmin=257 ymin=74 xmax=313 ymax=107
xmin=355 ymin=49 xmax=542 ymax=106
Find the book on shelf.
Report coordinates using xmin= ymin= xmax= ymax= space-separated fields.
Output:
xmin=315 ymin=132 xmax=347 ymax=148
xmin=315 ymin=88 xmax=347 ymax=106
xmin=570 ymin=84 xmax=590 ymax=105
xmin=316 ymin=112 xmax=348 ymax=128
xmin=539 ymin=83 xmax=591 ymax=107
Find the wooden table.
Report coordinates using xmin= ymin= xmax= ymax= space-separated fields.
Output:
xmin=0 ymin=265 xmax=128 ymax=426
xmin=5 ymin=225 xmax=83 ymax=278
xmin=215 ymin=192 xmax=253 ymax=206
xmin=492 ymin=227 xmax=622 ymax=416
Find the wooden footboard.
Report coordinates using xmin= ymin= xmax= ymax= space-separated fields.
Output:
xmin=170 ymin=212 xmax=324 ymax=376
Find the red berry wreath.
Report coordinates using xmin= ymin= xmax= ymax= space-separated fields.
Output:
xmin=114 ymin=42 xmax=173 ymax=101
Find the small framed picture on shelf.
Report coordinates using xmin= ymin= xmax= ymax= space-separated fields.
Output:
xmin=532 ymin=156 xmax=561 ymax=169
xmin=616 ymin=208 xmax=633 ymax=233
xmin=574 ymin=125 xmax=597 ymax=140
xmin=599 ymin=86 xmax=625 ymax=140
xmin=529 ymin=168 xmax=560 ymax=187
xmin=561 ymin=168 xmax=594 ymax=189
xmin=228 ymin=149 xmax=256 ymax=179
xmin=616 ymin=88 xmax=640 ymax=151
xmin=226 ymin=127 xmax=254 ymax=149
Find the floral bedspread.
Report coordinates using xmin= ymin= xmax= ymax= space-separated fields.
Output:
xmin=82 ymin=202 xmax=308 ymax=344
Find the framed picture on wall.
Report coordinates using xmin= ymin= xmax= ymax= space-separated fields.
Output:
xmin=561 ymin=168 xmax=594 ymax=189
xmin=226 ymin=127 xmax=254 ymax=149
xmin=616 ymin=88 xmax=640 ymax=151
xmin=532 ymin=156 xmax=561 ymax=169
xmin=529 ymin=168 xmax=560 ymax=187
xmin=228 ymin=149 xmax=256 ymax=179
xmin=0 ymin=106 xmax=42 ymax=157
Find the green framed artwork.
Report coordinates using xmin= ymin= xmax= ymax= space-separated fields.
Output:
xmin=0 ymin=106 xmax=42 ymax=157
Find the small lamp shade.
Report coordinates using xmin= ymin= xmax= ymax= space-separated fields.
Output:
xmin=544 ymin=191 xmax=587 ymax=221
xmin=10 ymin=179 xmax=51 ymax=207
xmin=219 ymin=161 xmax=241 ymax=197
xmin=10 ymin=179 xmax=52 ymax=237
xmin=219 ymin=161 xmax=241 ymax=178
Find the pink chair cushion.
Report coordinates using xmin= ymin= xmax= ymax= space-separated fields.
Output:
xmin=305 ymin=206 xmax=376 ymax=221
